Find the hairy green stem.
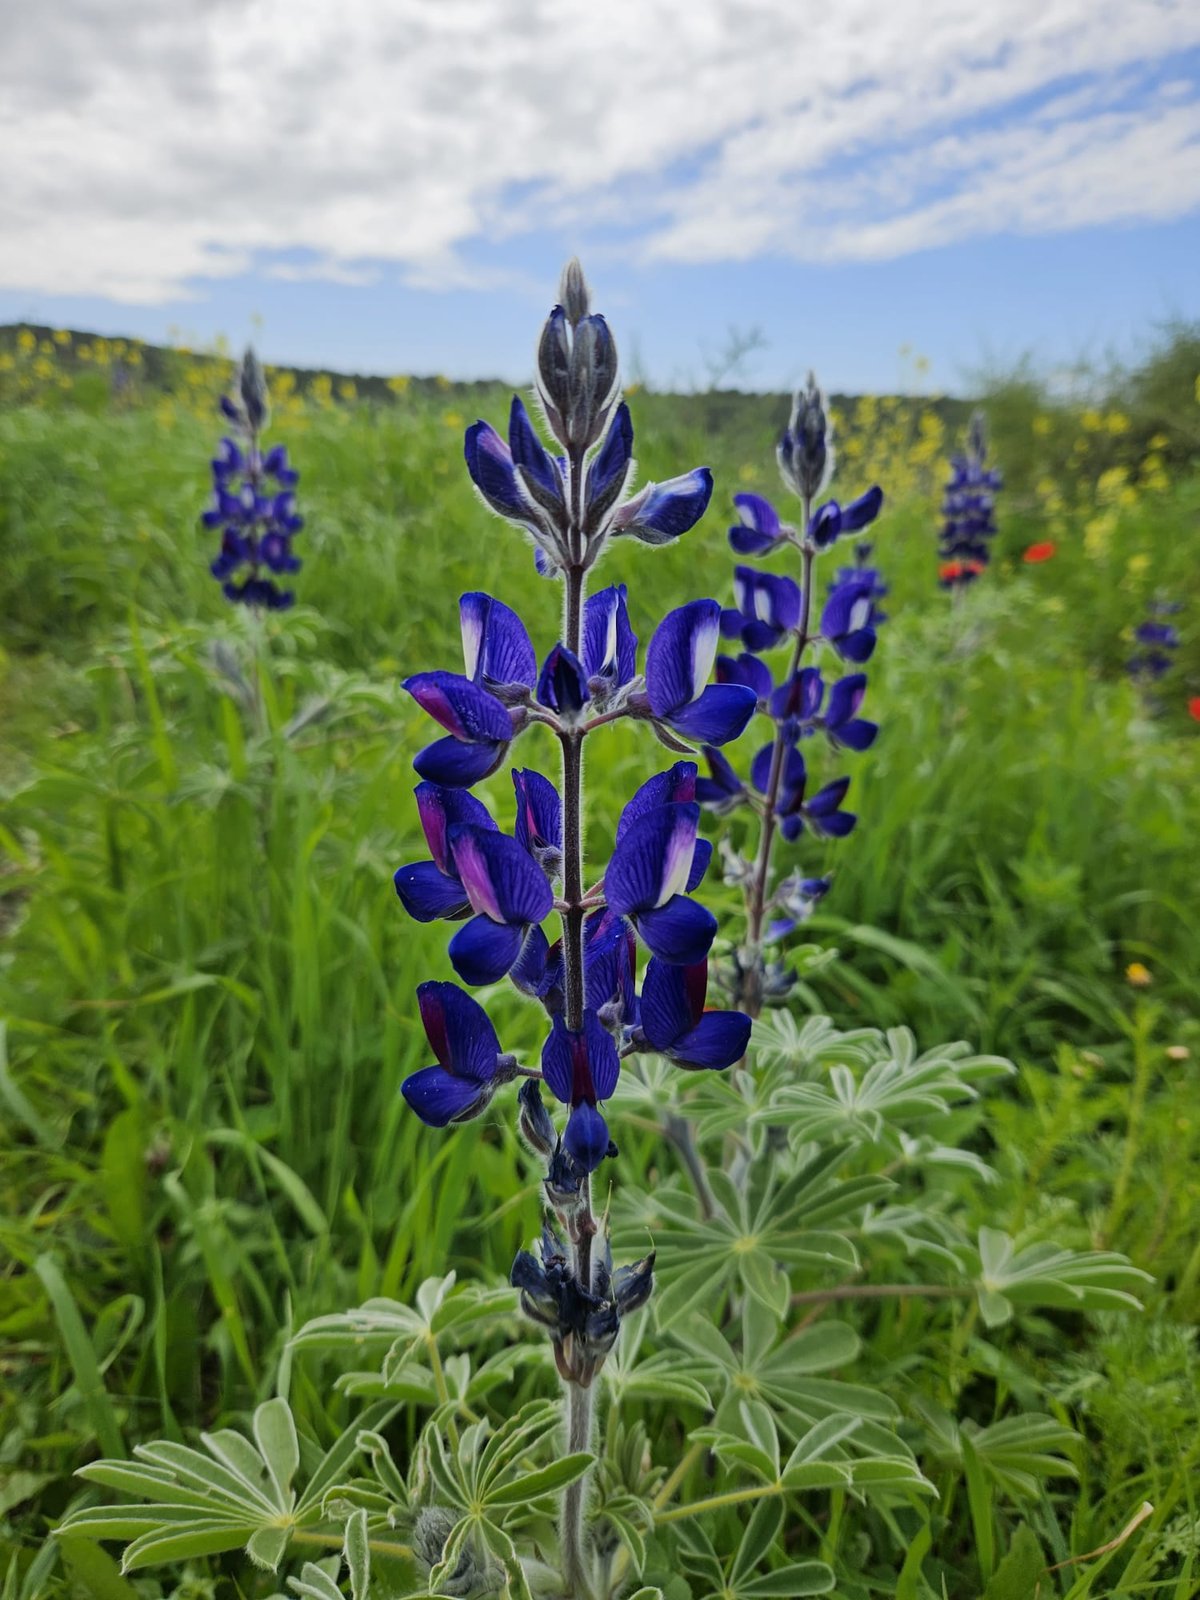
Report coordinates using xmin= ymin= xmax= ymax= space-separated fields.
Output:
xmin=562 ymin=1380 xmax=597 ymax=1600
xmin=738 ymin=518 xmax=814 ymax=1017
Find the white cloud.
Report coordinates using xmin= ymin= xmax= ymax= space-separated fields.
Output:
xmin=1 ymin=0 xmax=1198 ymax=301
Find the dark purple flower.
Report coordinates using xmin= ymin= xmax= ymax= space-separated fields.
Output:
xmin=766 ymin=874 xmax=832 ymax=940
xmin=586 ymin=403 xmax=634 ymax=531
xmin=445 ymin=826 xmax=554 ymax=984
xmin=537 ymin=643 xmax=591 ymax=719
xmin=729 ymin=492 xmax=786 ymax=556
xmin=402 ymin=981 xmax=510 ymax=1127
xmin=750 ymin=747 xmax=856 ymax=841
xmin=613 ymin=469 xmax=713 ymax=546
xmin=512 ymin=768 xmax=562 ymax=878
xmin=394 ymin=782 xmax=498 ymax=922
xmin=716 ymin=652 xmax=773 ymax=706
xmin=541 ymin=1011 xmax=621 ymax=1172
xmin=695 ymin=747 xmax=747 ymax=814
xmin=823 ymin=673 xmax=877 ymax=752
xmin=460 ymin=592 xmax=537 ymax=695
xmin=582 ymin=584 xmax=638 ymax=699
xmin=405 ymin=670 xmax=514 ymax=787
xmin=820 ymin=581 xmax=879 ymax=664
xmin=605 ymin=799 xmax=716 ymax=964
xmin=645 ymin=601 xmax=757 ymax=746
xmin=637 ymin=958 xmax=751 ymax=1070
xmin=721 ymin=567 xmax=802 ymax=652
xmin=769 ymin=666 xmax=824 ymax=728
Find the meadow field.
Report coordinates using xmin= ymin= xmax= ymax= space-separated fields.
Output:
xmin=2 ymin=325 xmax=1200 ymax=1598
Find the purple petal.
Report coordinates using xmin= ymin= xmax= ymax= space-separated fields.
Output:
xmin=615 ymin=467 xmax=713 ymax=545
xmin=510 ymin=924 xmax=559 ymax=1004
xmin=394 ymin=860 xmax=470 ymax=922
xmin=616 ymin=762 xmax=698 ymax=843
xmin=415 ymin=781 xmax=496 ymax=874
xmin=668 ymin=684 xmax=757 ymax=746
xmin=645 ymin=600 xmax=721 ymax=719
xmin=771 ymin=667 xmax=824 ymax=723
xmin=582 ymin=584 xmax=638 ymax=689
xmin=402 ymin=1066 xmax=491 ymax=1127
xmin=840 ymin=485 xmax=883 ymax=532
xmin=448 ymin=915 xmax=528 ymax=985
xmin=832 ymin=718 xmax=878 ymax=752
xmin=606 ymin=803 xmax=701 ymax=916
xmin=729 ymin=492 xmax=783 ymax=555
xmin=417 ymin=980 xmax=499 ymax=1079
xmin=459 ymin=593 xmax=537 ymax=689
xmin=537 ymin=642 xmax=590 ymax=715
xmin=413 ymin=736 xmax=507 ymax=788
xmin=732 ymin=567 xmax=802 ymax=634
xmin=686 ymin=837 xmax=712 ymax=892
xmin=695 ymin=747 xmax=746 ymax=809
xmin=639 ymin=957 xmax=705 ymax=1047
xmin=669 ymin=1012 xmax=752 ymax=1071
xmin=404 ymin=671 xmax=513 ymax=745
xmin=716 ymin=652 xmax=773 ymax=703
xmin=512 ymin=769 xmax=562 ymax=858
xmin=564 ymin=1102 xmax=610 ymax=1172
xmin=587 ymin=403 xmax=634 ymax=520
xmin=464 ymin=420 xmax=525 ymax=520
xmin=636 ymin=897 xmax=717 ymax=965
xmin=450 ymin=826 xmax=554 ymax=925
xmin=807 ymin=501 xmax=842 ymax=549
xmin=508 ymin=394 xmax=560 ymax=504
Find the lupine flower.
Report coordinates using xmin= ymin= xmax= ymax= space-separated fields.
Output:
xmin=511 ymin=1217 xmax=653 ymax=1383
xmin=460 ymin=592 xmax=537 ymax=698
xmin=404 ymin=671 xmax=515 ymax=787
xmin=777 ymin=371 xmax=833 ymax=502
xmin=721 ymin=567 xmax=802 ymax=652
xmin=512 ymin=768 xmax=562 ymax=879
xmin=401 ymin=981 xmax=515 ymax=1126
xmin=644 ymin=601 xmax=757 ymax=745
xmin=605 ymin=793 xmax=716 ymax=964
xmin=537 ymin=644 xmax=590 ymax=720
xmin=612 ymin=469 xmax=714 ymax=547
xmin=822 ymin=674 xmax=878 ymax=752
xmin=820 ymin=580 xmax=879 ymax=663
xmin=582 ymin=584 xmax=638 ymax=701
xmin=446 ymin=826 xmax=554 ymax=984
xmin=729 ymin=492 xmax=787 ymax=556
xmin=394 ymin=783 xmax=498 ymax=922
xmin=634 ymin=958 xmax=751 ymax=1070
xmin=696 ymin=746 xmax=749 ymax=814
xmin=766 ymin=873 xmax=832 ymax=940
xmin=202 ymin=348 xmax=302 ymax=610
xmin=716 ymin=651 xmax=773 ymax=706
xmin=938 ymin=409 xmax=1001 ymax=589
xmin=805 ymin=487 xmax=883 ymax=551
xmin=751 ymin=746 xmax=856 ymax=842
xmin=541 ymin=1011 xmax=621 ymax=1171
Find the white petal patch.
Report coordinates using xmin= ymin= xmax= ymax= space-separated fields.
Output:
xmin=689 ymin=611 xmax=719 ymax=703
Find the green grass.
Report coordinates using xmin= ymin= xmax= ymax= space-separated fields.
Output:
xmin=1 ymin=376 xmax=1199 ymax=1595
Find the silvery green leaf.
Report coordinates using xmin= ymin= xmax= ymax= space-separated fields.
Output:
xmin=253 ymin=1399 xmax=299 ymax=1508
xmin=344 ymin=1506 xmax=369 ymax=1600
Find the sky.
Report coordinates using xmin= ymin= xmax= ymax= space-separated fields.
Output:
xmin=2 ymin=1 xmax=1199 ymax=395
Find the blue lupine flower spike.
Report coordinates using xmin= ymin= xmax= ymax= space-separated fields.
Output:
xmin=202 ymin=346 xmax=301 ymax=610
xmin=938 ymin=409 xmax=1002 ymax=590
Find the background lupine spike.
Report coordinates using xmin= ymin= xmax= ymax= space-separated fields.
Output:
xmin=937 ymin=408 xmax=1001 ymax=590
xmin=702 ymin=375 xmax=884 ymax=1014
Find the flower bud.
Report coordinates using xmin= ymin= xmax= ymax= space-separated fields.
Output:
xmin=560 ymin=257 xmax=591 ymax=325
xmin=238 ymin=346 xmax=270 ymax=433
xmin=517 ymin=1078 xmax=556 ymax=1159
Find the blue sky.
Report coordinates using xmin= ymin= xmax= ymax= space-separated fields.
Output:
xmin=3 ymin=2 xmax=1199 ymax=395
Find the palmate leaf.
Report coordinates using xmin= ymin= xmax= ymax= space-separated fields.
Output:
xmin=629 ymin=1148 xmax=887 ymax=1328
xmin=57 ymin=1398 xmax=403 ymax=1576
xmin=973 ymin=1227 xmax=1151 ymax=1327
xmin=289 ymin=1272 xmax=516 ymax=1383
xmin=914 ymin=1398 xmax=1079 ymax=1498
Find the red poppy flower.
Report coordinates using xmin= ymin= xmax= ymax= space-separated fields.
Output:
xmin=1189 ymin=697 xmax=1200 ymax=722
xmin=1023 ymin=541 xmax=1057 ymax=563
xmin=939 ymin=559 xmax=985 ymax=583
